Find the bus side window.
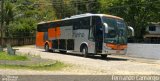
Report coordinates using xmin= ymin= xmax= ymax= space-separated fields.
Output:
xmin=73 ymin=17 xmax=90 ymax=30
xmin=73 ymin=19 xmax=80 ymax=30
xmin=80 ymin=17 xmax=90 ymax=29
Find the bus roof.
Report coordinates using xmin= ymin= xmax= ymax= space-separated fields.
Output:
xmin=103 ymin=14 xmax=123 ymax=20
xmin=37 ymin=13 xmax=123 ymax=25
xmin=62 ymin=13 xmax=123 ymax=20
xmin=38 ymin=21 xmax=54 ymax=24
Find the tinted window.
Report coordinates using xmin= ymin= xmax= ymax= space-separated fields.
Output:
xmin=60 ymin=20 xmax=72 ymax=27
xmin=102 ymin=17 xmax=127 ymax=44
xmin=73 ymin=17 xmax=90 ymax=30
xmin=37 ymin=23 xmax=49 ymax=32
xmin=80 ymin=17 xmax=90 ymax=29
xmin=103 ymin=17 xmax=117 ymax=38
xmin=73 ymin=19 xmax=80 ymax=30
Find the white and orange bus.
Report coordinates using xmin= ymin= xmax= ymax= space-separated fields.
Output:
xmin=36 ymin=13 xmax=134 ymax=58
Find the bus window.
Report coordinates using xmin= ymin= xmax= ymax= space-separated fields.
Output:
xmin=103 ymin=17 xmax=127 ymax=44
xmin=103 ymin=17 xmax=117 ymax=38
xmin=80 ymin=17 xmax=90 ymax=29
xmin=37 ymin=24 xmax=48 ymax=32
xmin=73 ymin=19 xmax=80 ymax=30
xmin=73 ymin=17 xmax=90 ymax=30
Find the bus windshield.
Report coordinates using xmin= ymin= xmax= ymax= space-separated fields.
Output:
xmin=102 ymin=17 xmax=127 ymax=44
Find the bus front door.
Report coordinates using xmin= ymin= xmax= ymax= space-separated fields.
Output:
xmin=95 ymin=26 xmax=103 ymax=53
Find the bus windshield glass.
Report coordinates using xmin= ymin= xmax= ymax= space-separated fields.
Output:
xmin=102 ymin=17 xmax=127 ymax=44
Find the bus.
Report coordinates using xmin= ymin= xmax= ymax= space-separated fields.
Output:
xmin=36 ymin=13 xmax=134 ymax=58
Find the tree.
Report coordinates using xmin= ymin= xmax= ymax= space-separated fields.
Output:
xmin=99 ymin=0 xmax=160 ymax=40
xmin=52 ymin=0 xmax=76 ymax=18
xmin=52 ymin=0 xmax=100 ymax=19
xmin=1 ymin=1 xmax=15 ymax=37
xmin=4 ymin=1 xmax=14 ymax=25
xmin=4 ymin=0 xmax=56 ymax=37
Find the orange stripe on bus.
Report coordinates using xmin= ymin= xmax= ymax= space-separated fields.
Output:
xmin=106 ymin=43 xmax=127 ymax=50
xmin=48 ymin=28 xmax=56 ymax=39
xmin=48 ymin=27 xmax=61 ymax=39
xmin=36 ymin=32 xmax=45 ymax=47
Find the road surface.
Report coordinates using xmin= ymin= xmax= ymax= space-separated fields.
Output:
xmin=0 ymin=45 xmax=160 ymax=75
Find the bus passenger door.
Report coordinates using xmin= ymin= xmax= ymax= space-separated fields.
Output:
xmin=92 ymin=16 xmax=103 ymax=53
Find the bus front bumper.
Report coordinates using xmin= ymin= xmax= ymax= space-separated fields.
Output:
xmin=102 ymin=48 xmax=127 ymax=55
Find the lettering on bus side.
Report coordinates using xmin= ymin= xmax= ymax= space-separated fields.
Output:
xmin=73 ymin=32 xmax=85 ymax=38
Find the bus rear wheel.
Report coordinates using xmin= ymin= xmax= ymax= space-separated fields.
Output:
xmin=44 ymin=44 xmax=49 ymax=52
xmin=82 ymin=46 xmax=88 ymax=57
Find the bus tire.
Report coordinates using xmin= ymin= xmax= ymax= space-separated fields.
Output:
xmin=52 ymin=49 xmax=56 ymax=53
xmin=60 ymin=50 xmax=67 ymax=54
xmin=44 ymin=43 xmax=49 ymax=52
xmin=101 ymin=55 xmax=107 ymax=58
xmin=82 ymin=46 xmax=88 ymax=57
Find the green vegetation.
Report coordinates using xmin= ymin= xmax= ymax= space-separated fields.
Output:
xmin=0 ymin=52 xmax=28 ymax=61
xmin=1 ymin=0 xmax=159 ymax=40
xmin=0 ymin=51 xmax=67 ymax=71
xmin=0 ymin=61 xmax=67 ymax=71
xmin=1 ymin=0 xmax=56 ymax=37
xmin=99 ymin=0 xmax=160 ymax=39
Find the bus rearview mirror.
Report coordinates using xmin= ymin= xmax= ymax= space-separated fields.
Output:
xmin=103 ymin=23 xmax=108 ymax=33
xmin=128 ymin=26 xmax=134 ymax=37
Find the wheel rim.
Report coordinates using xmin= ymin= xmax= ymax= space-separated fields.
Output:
xmin=45 ymin=44 xmax=49 ymax=51
xmin=82 ymin=48 xmax=86 ymax=55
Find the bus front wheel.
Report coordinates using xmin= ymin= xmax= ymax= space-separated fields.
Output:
xmin=82 ymin=46 xmax=88 ymax=57
xmin=60 ymin=50 xmax=67 ymax=54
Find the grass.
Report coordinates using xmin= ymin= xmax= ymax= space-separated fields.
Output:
xmin=0 ymin=52 xmax=67 ymax=71
xmin=0 ymin=61 xmax=67 ymax=71
xmin=0 ymin=52 xmax=28 ymax=61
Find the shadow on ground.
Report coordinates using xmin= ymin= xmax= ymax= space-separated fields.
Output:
xmin=42 ymin=51 xmax=128 ymax=61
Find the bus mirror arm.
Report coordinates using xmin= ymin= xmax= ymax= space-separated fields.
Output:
xmin=103 ymin=23 xmax=108 ymax=33
xmin=128 ymin=26 xmax=134 ymax=37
